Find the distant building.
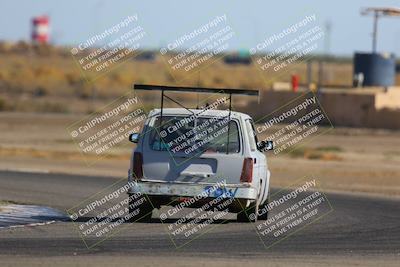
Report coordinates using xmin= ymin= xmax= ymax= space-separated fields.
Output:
xmin=224 ymin=50 xmax=252 ymax=65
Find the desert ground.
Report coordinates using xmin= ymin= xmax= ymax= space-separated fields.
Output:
xmin=0 ymin=111 xmax=399 ymax=198
xmin=1 ymin=44 xmax=399 ymax=267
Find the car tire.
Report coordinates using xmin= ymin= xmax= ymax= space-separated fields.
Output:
xmin=257 ymin=197 xmax=269 ymax=220
xmin=128 ymin=194 xmax=153 ymax=223
xmin=237 ymin=203 xmax=258 ymax=223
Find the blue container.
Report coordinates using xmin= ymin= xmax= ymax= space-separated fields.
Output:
xmin=353 ymin=52 xmax=395 ymax=87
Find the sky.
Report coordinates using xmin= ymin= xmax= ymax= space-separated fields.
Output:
xmin=1 ymin=0 xmax=400 ymax=56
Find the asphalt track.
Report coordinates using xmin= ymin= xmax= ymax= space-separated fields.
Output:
xmin=0 ymin=170 xmax=399 ymax=263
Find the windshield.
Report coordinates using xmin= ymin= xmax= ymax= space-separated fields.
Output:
xmin=149 ymin=115 xmax=240 ymax=154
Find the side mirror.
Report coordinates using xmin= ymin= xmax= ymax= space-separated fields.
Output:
xmin=257 ymin=140 xmax=274 ymax=152
xmin=129 ymin=133 xmax=140 ymax=143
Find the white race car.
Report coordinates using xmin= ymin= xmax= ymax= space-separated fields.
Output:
xmin=127 ymin=84 xmax=273 ymax=222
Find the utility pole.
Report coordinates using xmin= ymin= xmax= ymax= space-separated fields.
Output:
xmin=372 ymin=12 xmax=378 ymax=53
xmin=361 ymin=7 xmax=400 ymax=53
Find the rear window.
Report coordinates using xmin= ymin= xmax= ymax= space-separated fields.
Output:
xmin=149 ymin=116 xmax=240 ymax=154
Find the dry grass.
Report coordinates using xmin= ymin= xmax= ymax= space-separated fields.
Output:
xmin=0 ymin=200 xmax=19 ymax=205
xmin=0 ymin=42 xmax=357 ymax=114
xmin=288 ymin=146 xmax=343 ymax=161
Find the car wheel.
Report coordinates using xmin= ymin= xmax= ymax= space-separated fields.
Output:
xmin=257 ymin=197 xmax=269 ymax=220
xmin=128 ymin=194 xmax=153 ymax=223
xmin=237 ymin=202 xmax=258 ymax=223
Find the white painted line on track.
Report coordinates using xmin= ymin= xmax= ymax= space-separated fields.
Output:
xmin=0 ymin=204 xmax=68 ymax=229
xmin=0 ymin=168 xmax=50 ymax=174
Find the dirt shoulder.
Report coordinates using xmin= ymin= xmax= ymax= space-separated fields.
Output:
xmin=0 ymin=112 xmax=399 ymax=197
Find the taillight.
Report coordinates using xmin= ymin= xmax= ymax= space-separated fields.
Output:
xmin=240 ymin=158 xmax=253 ymax=183
xmin=133 ymin=152 xmax=143 ymax=180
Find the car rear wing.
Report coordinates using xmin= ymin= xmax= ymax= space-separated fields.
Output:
xmin=133 ymin=84 xmax=259 ymax=154
xmin=133 ymin=84 xmax=259 ymax=113
xmin=134 ymin=84 xmax=259 ymax=96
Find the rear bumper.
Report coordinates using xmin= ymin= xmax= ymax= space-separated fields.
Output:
xmin=127 ymin=179 xmax=258 ymax=201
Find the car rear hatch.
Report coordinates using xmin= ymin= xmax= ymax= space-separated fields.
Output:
xmin=140 ymin=113 xmax=244 ymax=185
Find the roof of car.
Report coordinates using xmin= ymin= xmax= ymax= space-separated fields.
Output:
xmin=148 ymin=108 xmax=252 ymax=120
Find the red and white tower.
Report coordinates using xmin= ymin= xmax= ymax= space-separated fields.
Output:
xmin=31 ymin=16 xmax=50 ymax=44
